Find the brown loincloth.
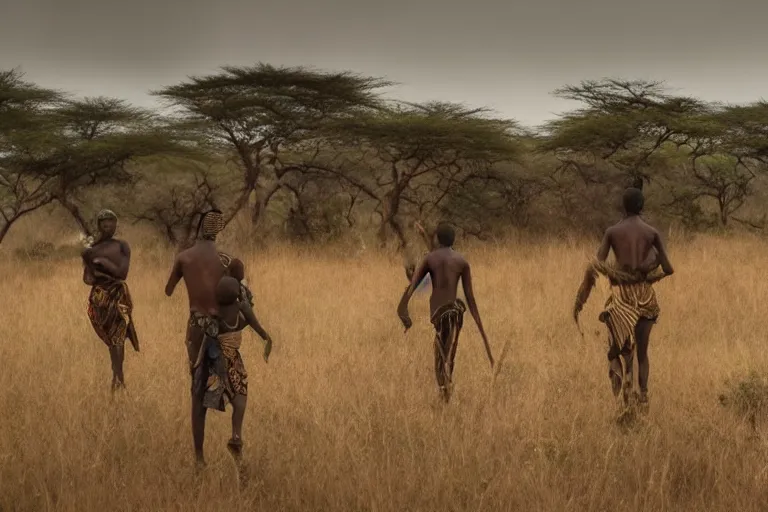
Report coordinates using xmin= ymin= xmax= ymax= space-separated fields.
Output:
xmin=431 ymin=299 xmax=467 ymax=391
xmin=87 ymin=279 xmax=139 ymax=351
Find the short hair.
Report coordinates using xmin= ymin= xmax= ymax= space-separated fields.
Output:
xmin=435 ymin=222 xmax=455 ymax=247
xmin=216 ymin=276 xmax=240 ymax=306
xmin=228 ymin=258 xmax=245 ymax=282
xmin=623 ymin=187 xmax=644 ymax=215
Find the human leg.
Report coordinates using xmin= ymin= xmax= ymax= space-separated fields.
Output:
xmin=432 ymin=310 xmax=463 ymax=403
xmin=108 ymin=342 xmax=126 ymax=391
xmin=186 ymin=320 xmax=208 ymax=464
xmin=635 ymin=318 xmax=654 ymax=404
xmin=228 ymin=394 xmax=247 ymax=461
xmin=434 ymin=327 xmax=451 ymax=402
xmin=223 ymin=347 xmax=248 ymax=461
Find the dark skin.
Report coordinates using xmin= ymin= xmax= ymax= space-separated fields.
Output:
xmin=597 ymin=212 xmax=674 ymax=401
xmin=81 ymin=218 xmax=132 ymax=391
xmin=164 ymin=240 xmax=226 ymax=315
xmin=398 ymin=238 xmax=494 ymax=368
xmin=164 ymin=238 xmax=228 ymax=465
xmin=216 ymin=277 xmax=273 ymax=456
xmin=596 ymin=215 xmax=674 ymax=275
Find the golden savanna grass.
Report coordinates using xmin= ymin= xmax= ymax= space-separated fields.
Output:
xmin=2 ymin=219 xmax=768 ymax=511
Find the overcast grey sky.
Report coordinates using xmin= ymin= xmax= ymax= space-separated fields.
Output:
xmin=2 ymin=0 xmax=765 ymax=128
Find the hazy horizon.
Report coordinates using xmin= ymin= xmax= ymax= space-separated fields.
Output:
xmin=2 ymin=0 xmax=766 ymax=128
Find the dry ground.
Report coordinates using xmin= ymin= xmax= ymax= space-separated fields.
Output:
xmin=2 ymin=224 xmax=768 ymax=511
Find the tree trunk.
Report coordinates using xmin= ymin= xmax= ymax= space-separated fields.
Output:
xmin=56 ymin=197 xmax=92 ymax=237
xmin=165 ymin=224 xmax=179 ymax=246
xmin=251 ymin=182 xmax=283 ymax=226
xmin=377 ymin=190 xmax=408 ymax=249
xmin=0 ymin=220 xmax=11 ymax=245
xmin=0 ymin=198 xmax=56 ymax=245
xmin=718 ymin=196 xmax=728 ymax=227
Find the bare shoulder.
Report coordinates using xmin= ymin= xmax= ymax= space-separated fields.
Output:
xmin=116 ymin=238 xmax=130 ymax=251
xmin=175 ymin=246 xmax=193 ymax=264
xmin=453 ymin=250 xmax=469 ymax=268
xmin=648 ymin=225 xmax=663 ymax=244
xmin=637 ymin=217 xmax=660 ymax=238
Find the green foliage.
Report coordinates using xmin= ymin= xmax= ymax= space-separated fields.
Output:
xmin=128 ymin=158 xmax=238 ymax=245
xmin=539 ymin=79 xmax=768 ymax=230
xmin=0 ymin=70 xmax=62 ymax=241
xmin=151 ymin=64 xmax=392 ymax=227
xmin=4 ymin=67 xmax=768 ymax=247
xmin=0 ymin=70 xmax=197 ymax=241
xmin=541 ymin=79 xmax=710 ymax=181
xmin=321 ymin=102 xmax=521 ymax=246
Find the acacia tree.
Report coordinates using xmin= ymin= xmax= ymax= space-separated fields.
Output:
xmin=42 ymin=97 xmax=190 ymax=236
xmin=131 ymin=162 xmax=223 ymax=246
xmin=436 ymin=158 xmax=548 ymax=239
xmin=538 ymin=78 xmax=713 ymax=231
xmin=318 ymin=102 xmax=521 ymax=248
xmin=0 ymin=70 xmax=60 ymax=243
xmin=277 ymin=171 xmax=361 ymax=241
xmin=152 ymin=63 xmax=391 ymax=227
xmin=0 ymin=70 xmax=191 ymax=244
xmin=541 ymin=79 xmax=708 ymax=181
xmin=663 ymin=102 xmax=768 ymax=227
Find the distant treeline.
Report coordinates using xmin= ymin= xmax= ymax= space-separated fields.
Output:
xmin=2 ymin=65 xmax=767 ymax=253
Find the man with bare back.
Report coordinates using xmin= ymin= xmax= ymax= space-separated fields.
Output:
xmin=397 ymin=222 xmax=494 ymax=403
xmin=574 ymin=187 xmax=674 ymax=412
xmin=164 ymin=209 xmax=232 ymax=466
xmin=82 ymin=209 xmax=139 ymax=393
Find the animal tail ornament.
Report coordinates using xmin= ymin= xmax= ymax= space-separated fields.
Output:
xmin=573 ymin=264 xmax=599 ymax=338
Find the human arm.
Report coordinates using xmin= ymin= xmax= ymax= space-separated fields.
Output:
xmin=93 ymin=241 xmax=131 ymax=280
xmin=596 ymin=228 xmax=612 ymax=262
xmin=397 ymin=257 xmax=429 ymax=331
xmin=652 ymin=230 xmax=674 ymax=275
xmin=164 ymin=256 xmax=183 ymax=296
xmin=461 ymin=262 xmax=494 ymax=368
xmin=239 ymin=301 xmax=272 ymax=362
xmin=82 ymin=262 xmax=95 ymax=285
xmin=81 ymin=248 xmax=95 ymax=285
xmin=240 ymin=283 xmax=255 ymax=307
xmin=639 ymin=247 xmax=660 ymax=273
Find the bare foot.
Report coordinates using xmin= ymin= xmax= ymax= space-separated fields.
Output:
xmin=227 ymin=437 xmax=243 ymax=463
xmin=195 ymin=452 xmax=207 ymax=471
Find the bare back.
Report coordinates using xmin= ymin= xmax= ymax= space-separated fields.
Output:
xmin=423 ymin=248 xmax=468 ymax=315
xmin=598 ymin=216 xmax=673 ymax=274
xmin=166 ymin=241 xmax=227 ymax=316
xmin=399 ymin=241 xmax=492 ymax=366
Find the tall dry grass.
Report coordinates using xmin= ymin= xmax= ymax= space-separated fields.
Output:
xmin=2 ymin=220 xmax=768 ymax=511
